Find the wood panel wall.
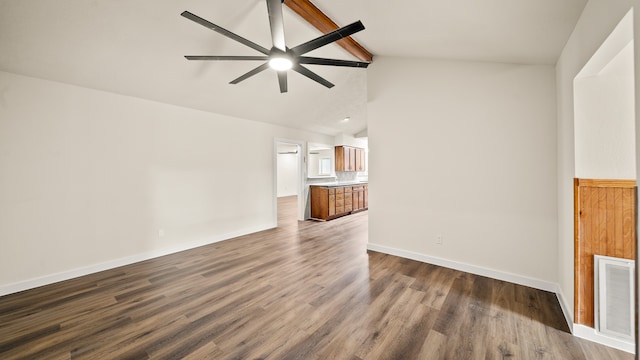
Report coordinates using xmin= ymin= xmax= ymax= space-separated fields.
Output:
xmin=574 ymin=178 xmax=636 ymax=327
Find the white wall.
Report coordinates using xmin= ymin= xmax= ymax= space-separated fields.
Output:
xmin=0 ymin=71 xmax=333 ymax=293
xmin=367 ymin=57 xmax=558 ymax=285
xmin=555 ymin=1 xmax=640 ymax=325
xmin=574 ymin=41 xmax=636 ymax=180
xmin=277 ymin=152 xmax=298 ymax=197
xmin=334 ymin=133 xmax=368 ymax=149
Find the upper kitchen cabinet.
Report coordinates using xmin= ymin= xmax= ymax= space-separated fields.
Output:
xmin=335 ymin=146 xmax=366 ymax=172
xmin=355 ymin=148 xmax=365 ymax=172
xmin=335 ymin=146 xmax=354 ymax=172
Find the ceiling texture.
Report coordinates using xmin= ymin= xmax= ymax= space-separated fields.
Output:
xmin=0 ymin=0 xmax=587 ymax=136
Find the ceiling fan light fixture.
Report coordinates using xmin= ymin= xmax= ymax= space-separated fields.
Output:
xmin=181 ymin=0 xmax=369 ymax=93
xmin=268 ymin=57 xmax=293 ymax=71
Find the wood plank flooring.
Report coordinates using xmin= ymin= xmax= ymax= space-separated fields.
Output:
xmin=0 ymin=196 xmax=633 ymax=359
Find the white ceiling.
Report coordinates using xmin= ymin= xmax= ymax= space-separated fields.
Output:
xmin=0 ymin=0 xmax=587 ymax=136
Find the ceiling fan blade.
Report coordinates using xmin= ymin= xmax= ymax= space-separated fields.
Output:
xmin=185 ymin=56 xmax=269 ymax=61
xmin=277 ymin=71 xmax=288 ymax=93
xmin=230 ymin=63 xmax=270 ymax=84
xmin=293 ymin=64 xmax=334 ymax=88
xmin=291 ymin=21 xmax=365 ymax=56
xmin=298 ymin=57 xmax=370 ymax=68
xmin=266 ymin=0 xmax=286 ymax=51
xmin=181 ymin=11 xmax=270 ymax=55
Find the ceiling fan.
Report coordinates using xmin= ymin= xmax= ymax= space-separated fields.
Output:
xmin=181 ymin=0 xmax=370 ymax=93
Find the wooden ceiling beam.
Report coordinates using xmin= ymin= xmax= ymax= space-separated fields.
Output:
xmin=284 ymin=0 xmax=373 ymax=63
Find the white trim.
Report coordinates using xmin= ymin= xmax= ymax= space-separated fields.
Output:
xmin=573 ymin=324 xmax=635 ymax=354
xmin=0 ymin=223 xmax=275 ymax=297
xmin=368 ymin=243 xmax=636 ymax=354
xmin=555 ymin=286 xmax=574 ymax=333
xmin=366 ymin=243 xmax=557 ymax=292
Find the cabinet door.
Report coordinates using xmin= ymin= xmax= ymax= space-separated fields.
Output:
xmin=311 ymin=187 xmax=332 ymax=219
xmin=351 ymin=191 xmax=357 ymax=211
xmin=328 ymin=194 xmax=336 ymax=216
xmin=335 ymin=146 xmax=342 ymax=172
xmin=348 ymin=147 xmax=356 ymax=171
xmin=364 ymin=187 xmax=368 ymax=208
xmin=334 ymin=146 xmax=345 ymax=172
xmin=355 ymin=148 xmax=364 ymax=171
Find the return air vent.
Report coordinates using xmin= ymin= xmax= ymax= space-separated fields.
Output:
xmin=594 ymin=255 xmax=635 ymax=341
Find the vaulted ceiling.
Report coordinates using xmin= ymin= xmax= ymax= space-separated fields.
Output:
xmin=0 ymin=0 xmax=587 ymax=136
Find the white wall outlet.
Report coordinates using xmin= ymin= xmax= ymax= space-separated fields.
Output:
xmin=158 ymin=229 xmax=165 ymax=237
xmin=436 ymin=235 xmax=443 ymax=245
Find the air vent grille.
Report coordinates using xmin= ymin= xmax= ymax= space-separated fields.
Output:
xmin=594 ymin=255 xmax=635 ymax=341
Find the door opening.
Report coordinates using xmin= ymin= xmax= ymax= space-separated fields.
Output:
xmin=274 ymin=139 xmax=305 ymax=225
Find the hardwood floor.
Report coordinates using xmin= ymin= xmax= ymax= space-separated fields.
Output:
xmin=0 ymin=195 xmax=632 ymax=359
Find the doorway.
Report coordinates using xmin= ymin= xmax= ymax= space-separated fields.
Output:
xmin=274 ymin=139 xmax=305 ymax=225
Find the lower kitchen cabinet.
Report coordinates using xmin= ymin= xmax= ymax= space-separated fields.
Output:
xmin=310 ymin=184 xmax=368 ymax=221
xmin=352 ymin=185 xmax=365 ymax=211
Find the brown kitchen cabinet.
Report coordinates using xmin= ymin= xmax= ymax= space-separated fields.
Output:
xmin=328 ymin=188 xmax=335 ymax=217
xmin=335 ymin=146 xmax=365 ymax=172
xmin=351 ymin=185 xmax=363 ymax=211
xmin=344 ymin=186 xmax=353 ymax=212
xmin=310 ymin=184 xmax=368 ymax=221
xmin=364 ymin=184 xmax=368 ymax=208
xmin=355 ymin=148 xmax=365 ymax=172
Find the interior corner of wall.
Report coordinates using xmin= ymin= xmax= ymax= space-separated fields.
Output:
xmin=555 ymin=285 xmax=575 ymax=333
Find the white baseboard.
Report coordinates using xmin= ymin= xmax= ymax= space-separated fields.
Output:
xmin=573 ymin=324 xmax=635 ymax=354
xmin=366 ymin=243 xmax=557 ymax=292
xmin=367 ymin=243 xmax=636 ymax=354
xmin=552 ymin=274 xmax=635 ymax=355
xmin=555 ymin=286 xmax=574 ymax=333
xmin=0 ymin=223 xmax=276 ymax=297
xmin=3 ymin=236 xmax=636 ymax=355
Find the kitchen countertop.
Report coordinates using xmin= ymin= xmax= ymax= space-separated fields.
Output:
xmin=309 ymin=181 xmax=368 ymax=187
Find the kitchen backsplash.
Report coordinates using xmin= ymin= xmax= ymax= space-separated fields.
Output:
xmin=336 ymin=171 xmax=361 ymax=182
xmin=306 ymin=172 xmax=367 ymax=185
